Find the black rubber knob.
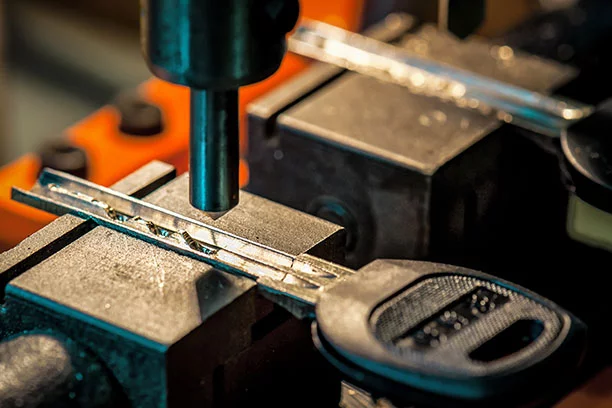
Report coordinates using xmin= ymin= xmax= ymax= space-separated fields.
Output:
xmin=114 ymin=92 xmax=164 ymax=137
xmin=38 ymin=140 xmax=88 ymax=179
xmin=562 ymin=98 xmax=612 ymax=212
xmin=0 ymin=333 xmax=124 ymax=408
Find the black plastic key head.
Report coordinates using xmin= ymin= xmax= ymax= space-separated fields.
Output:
xmin=314 ymin=260 xmax=587 ymax=407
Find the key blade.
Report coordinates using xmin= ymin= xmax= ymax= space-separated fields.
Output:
xmin=11 ymin=168 xmax=352 ymax=318
xmin=288 ymin=19 xmax=594 ymax=137
xmin=31 ymin=168 xmax=292 ymax=267
xmin=12 ymin=181 xmax=280 ymax=283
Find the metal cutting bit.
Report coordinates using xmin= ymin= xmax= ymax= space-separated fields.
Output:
xmin=140 ymin=0 xmax=299 ymax=215
xmin=190 ymin=90 xmax=239 ymax=215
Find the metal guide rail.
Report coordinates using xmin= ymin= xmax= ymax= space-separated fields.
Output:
xmin=12 ymin=169 xmax=355 ymax=318
xmin=288 ymin=19 xmax=594 ymax=137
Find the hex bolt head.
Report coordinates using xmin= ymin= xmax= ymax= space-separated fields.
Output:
xmin=38 ymin=139 xmax=88 ymax=179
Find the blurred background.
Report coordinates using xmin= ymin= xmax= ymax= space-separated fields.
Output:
xmin=0 ymin=0 xmax=148 ymax=165
xmin=0 ymin=0 xmax=577 ymax=166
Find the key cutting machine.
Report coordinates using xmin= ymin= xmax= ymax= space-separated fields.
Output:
xmin=2 ymin=1 xmax=612 ymax=407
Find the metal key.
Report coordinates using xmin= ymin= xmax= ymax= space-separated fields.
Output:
xmin=288 ymin=19 xmax=594 ymax=138
xmin=13 ymin=169 xmax=587 ymax=407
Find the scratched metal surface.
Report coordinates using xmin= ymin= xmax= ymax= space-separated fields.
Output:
xmin=0 ymin=160 xmax=176 ymax=301
xmin=144 ymin=174 xmax=346 ymax=262
xmin=0 ymin=163 xmax=243 ymax=407
xmin=280 ymin=25 xmax=576 ymax=174
xmin=10 ymin=225 xmax=254 ymax=345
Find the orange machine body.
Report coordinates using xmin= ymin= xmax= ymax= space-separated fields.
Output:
xmin=0 ymin=1 xmax=365 ymax=250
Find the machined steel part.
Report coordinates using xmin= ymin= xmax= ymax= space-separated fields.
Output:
xmin=189 ymin=90 xmax=239 ymax=215
xmin=288 ymin=19 xmax=594 ymax=137
xmin=12 ymin=169 xmax=354 ymax=318
xmin=141 ymin=0 xmax=299 ymax=214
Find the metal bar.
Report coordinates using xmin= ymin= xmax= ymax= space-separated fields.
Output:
xmin=11 ymin=169 xmax=353 ymax=316
xmin=288 ymin=19 xmax=594 ymax=137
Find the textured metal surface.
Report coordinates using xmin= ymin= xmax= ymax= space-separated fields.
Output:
xmin=12 ymin=169 xmax=353 ymax=317
xmin=279 ymin=72 xmax=498 ymax=175
xmin=145 ymin=174 xmax=345 ymax=262
xmin=0 ymin=160 xmax=175 ymax=301
xmin=0 ymin=161 xmax=186 ymax=407
xmin=340 ymin=382 xmax=402 ymax=408
xmin=2 ymin=163 xmax=345 ymax=407
xmin=10 ymin=226 xmax=254 ymax=346
xmin=105 ymin=160 xmax=176 ymax=199
xmin=0 ymin=215 xmax=94 ymax=302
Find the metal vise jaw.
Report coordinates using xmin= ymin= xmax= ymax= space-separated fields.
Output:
xmin=0 ymin=161 xmax=345 ymax=407
xmin=246 ymin=18 xmax=576 ymax=270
